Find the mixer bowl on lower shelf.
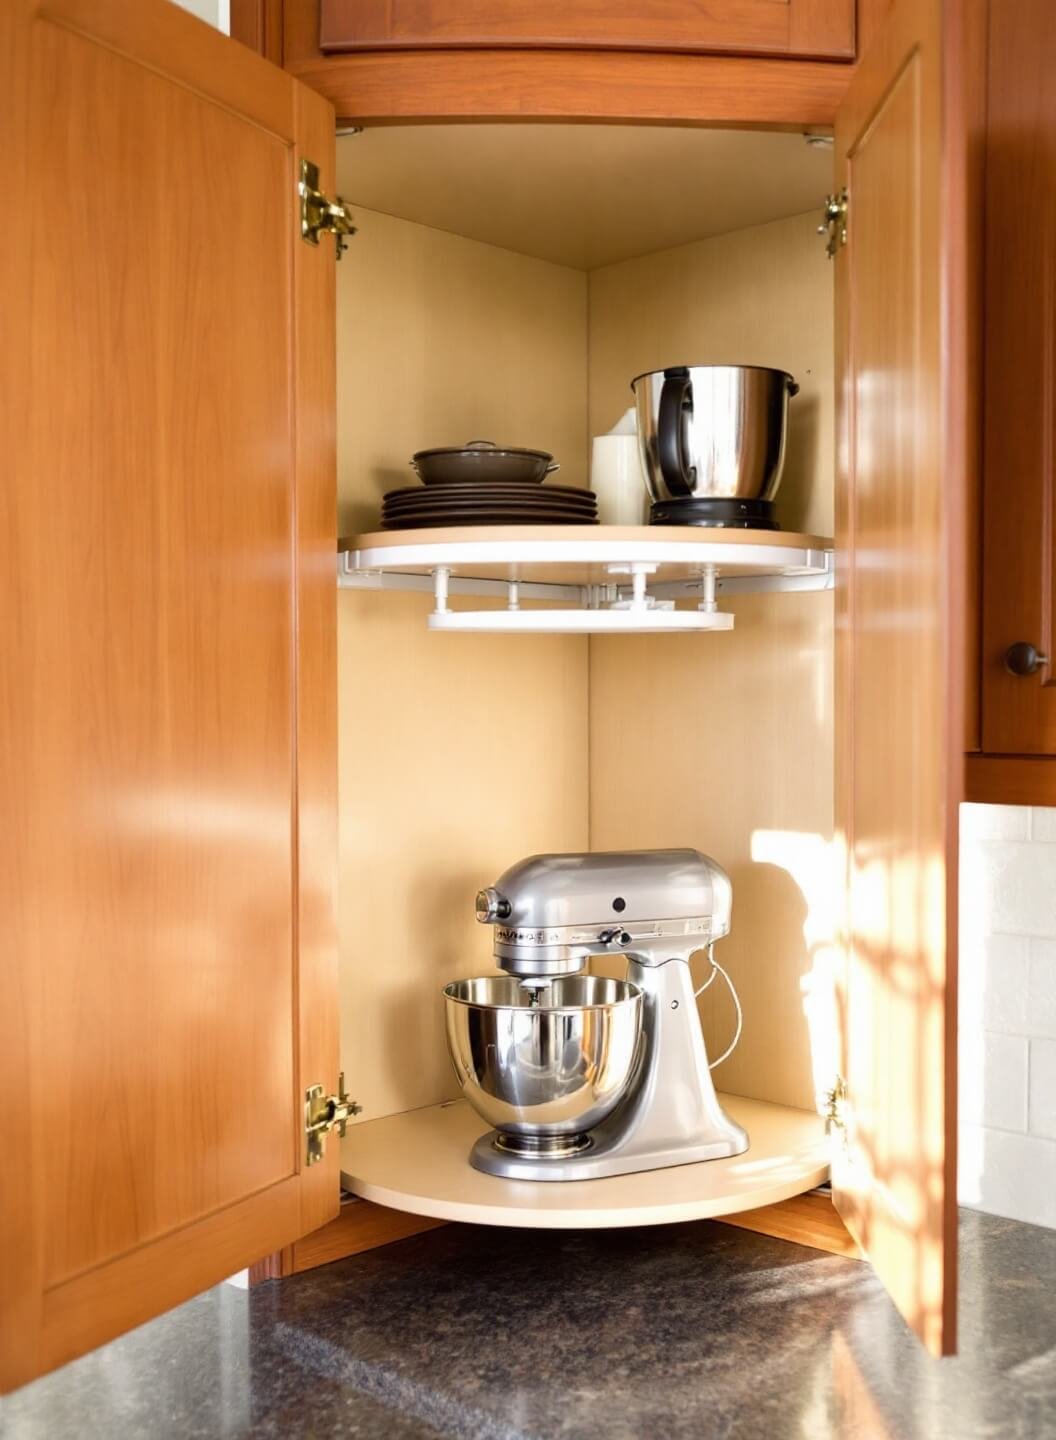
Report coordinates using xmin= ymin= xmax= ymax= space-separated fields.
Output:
xmin=443 ymin=975 xmax=643 ymax=1157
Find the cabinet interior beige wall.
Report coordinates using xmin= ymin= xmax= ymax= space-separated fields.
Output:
xmin=337 ymin=188 xmax=834 ymax=1121
xmin=589 ymin=213 xmax=835 ymax=1112
xmin=337 ymin=207 xmax=590 ymax=1119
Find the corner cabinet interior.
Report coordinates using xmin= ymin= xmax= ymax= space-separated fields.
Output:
xmin=330 ymin=0 xmax=967 ymax=1348
xmin=4 ymin=0 xmax=970 ymax=1394
xmin=334 ymin=135 xmax=838 ymax=1221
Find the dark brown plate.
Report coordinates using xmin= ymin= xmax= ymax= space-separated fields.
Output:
xmin=384 ymin=500 xmax=596 ymax=517
xmin=384 ymin=483 xmax=595 ymax=503
xmin=383 ymin=512 xmax=597 ymax=526
xmin=384 ymin=498 xmax=597 ymax=514
xmin=381 ymin=514 xmax=598 ymax=530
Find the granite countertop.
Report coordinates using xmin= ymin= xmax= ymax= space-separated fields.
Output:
xmin=4 ymin=1209 xmax=1055 ymax=1439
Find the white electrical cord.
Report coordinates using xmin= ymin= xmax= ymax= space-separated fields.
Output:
xmin=694 ymin=948 xmax=744 ymax=1071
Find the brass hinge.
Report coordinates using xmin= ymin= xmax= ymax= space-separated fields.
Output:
xmin=299 ymin=158 xmax=356 ymax=259
xmin=818 ymin=188 xmax=848 ymax=259
xmin=822 ymin=1074 xmax=848 ymax=1135
xmin=305 ymin=1072 xmax=362 ymax=1165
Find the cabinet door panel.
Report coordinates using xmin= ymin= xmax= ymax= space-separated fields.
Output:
xmin=318 ymin=0 xmax=855 ymax=61
xmin=980 ymin=0 xmax=1056 ymax=756
xmin=0 ymin=0 xmax=338 ymax=1390
xmin=833 ymin=0 xmax=973 ymax=1357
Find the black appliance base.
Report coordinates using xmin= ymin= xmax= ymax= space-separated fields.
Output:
xmin=649 ymin=497 xmax=780 ymax=530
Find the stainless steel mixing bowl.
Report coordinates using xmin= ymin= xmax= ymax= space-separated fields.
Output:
xmin=443 ymin=975 xmax=643 ymax=1156
xmin=631 ymin=364 xmax=798 ymax=504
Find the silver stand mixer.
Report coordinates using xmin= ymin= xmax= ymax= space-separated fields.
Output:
xmin=444 ymin=849 xmax=748 ymax=1181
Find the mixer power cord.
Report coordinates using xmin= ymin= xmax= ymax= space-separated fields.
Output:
xmin=694 ymin=948 xmax=743 ymax=1070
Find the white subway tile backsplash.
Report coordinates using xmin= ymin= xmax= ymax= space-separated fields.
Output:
xmin=981 ymin=1032 xmax=1029 ymax=1131
xmin=959 ymin=1123 xmax=1056 ymax=1228
xmin=981 ymin=934 xmax=1030 ymax=1033
xmin=959 ymin=802 xmax=1056 ymax=1228
xmin=1028 ymin=940 xmax=1056 ymax=1040
xmin=1029 ymin=1039 xmax=1056 ymax=1139
xmin=972 ymin=841 xmax=1056 ymax=935
xmin=961 ymin=801 xmax=1032 ymax=842
xmin=1029 ymin=805 xmax=1056 ymax=842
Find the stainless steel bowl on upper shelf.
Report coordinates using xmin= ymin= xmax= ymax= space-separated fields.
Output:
xmin=443 ymin=974 xmax=642 ymax=1156
xmin=631 ymin=365 xmax=798 ymax=505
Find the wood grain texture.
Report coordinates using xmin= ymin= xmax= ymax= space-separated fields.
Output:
xmin=335 ymin=208 xmax=590 ymax=1125
xmin=250 ymin=1198 xmax=446 ymax=1281
xmin=717 ymin=1188 xmax=862 ymax=1258
xmin=254 ymin=1187 xmax=856 ymax=1278
xmin=946 ymin=0 xmax=987 ymax=755
xmin=832 ymin=0 xmax=969 ymax=1357
xmin=1 ymin=0 xmax=338 ymax=1391
xmin=318 ymin=0 xmax=854 ymax=60
xmin=965 ymin=754 xmax=1056 ymax=807
xmin=231 ymin=0 xmax=284 ymax=62
xmin=980 ymin=0 xmax=1056 ymax=756
xmin=283 ymin=0 xmax=895 ymax=128
xmin=285 ymin=47 xmax=853 ymax=130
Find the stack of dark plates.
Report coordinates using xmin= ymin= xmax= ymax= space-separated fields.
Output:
xmin=381 ymin=481 xmax=599 ymax=530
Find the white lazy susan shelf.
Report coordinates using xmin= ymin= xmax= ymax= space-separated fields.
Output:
xmin=340 ymin=1094 xmax=829 ymax=1228
xmin=338 ymin=526 xmax=834 ymax=634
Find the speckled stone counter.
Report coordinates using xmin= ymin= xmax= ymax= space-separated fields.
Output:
xmin=3 ymin=1210 xmax=1054 ymax=1439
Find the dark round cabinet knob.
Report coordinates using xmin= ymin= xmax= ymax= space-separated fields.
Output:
xmin=1005 ymin=642 xmax=1049 ymax=677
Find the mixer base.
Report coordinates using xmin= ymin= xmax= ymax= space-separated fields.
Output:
xmin=494 ymin=1131 xmax=593 ymax=1159
xmin=471 ymin=1121 xmax=747 ymax=1183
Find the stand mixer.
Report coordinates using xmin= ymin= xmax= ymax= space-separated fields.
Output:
xmin=444 ymin=849 xmax=748 ymax=1181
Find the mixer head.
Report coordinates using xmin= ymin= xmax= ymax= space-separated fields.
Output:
xmin=475 ymin=848 xmax=732 ymax=980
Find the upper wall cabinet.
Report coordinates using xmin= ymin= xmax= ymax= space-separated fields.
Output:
xmin=318 ymin=0 xmax=856 ymax=61
xmin=269 ymin=0 xmax=892 ymax=128
xmin=967 ymin=0 xmax=1056 ymax=805
xmin=980 ymin=0 xmax=1056 ymax=757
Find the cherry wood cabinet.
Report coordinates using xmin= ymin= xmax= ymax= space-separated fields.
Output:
xmin=1 ymin=0 xmax=339 ymax=1393
xmin=979 ymin=0 xmax=1056 ymax=756
xmin=269 ymin=0 xmax=893 ymax=128
xmin=832 ymin=0 xmax=976 ymax=1356
xmin=2 ymin=0 xmax=980 ymax=1390
xmin=317 ymin=0 xmax=856 ymax=61
xmin=965 ymin=0 xmax=1056 ymax=804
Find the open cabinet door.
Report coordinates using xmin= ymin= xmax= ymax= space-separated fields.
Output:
xmin=832 ymin=0 xmax=978 ymax=1355
xmin=0 ymin=0 xmax=340 ymax=1390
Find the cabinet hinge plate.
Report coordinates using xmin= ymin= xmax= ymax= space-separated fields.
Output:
xmin=299 ymin=158 xmax=356 ymax=259
xmin=818 ymin=188 xmax=848 ymax=259
xmin=821 ymin=1074 xmax=848 ymax=1135
xmin=305 ymin=1072 xmax=362 ymax=1165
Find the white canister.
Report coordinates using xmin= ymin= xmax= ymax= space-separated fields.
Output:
xmin=590 ymin=433 xmax=650 ymax=526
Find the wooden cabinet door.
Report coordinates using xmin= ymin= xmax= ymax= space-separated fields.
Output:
xmin=0 ymin=0 xmax=339 ymax=1391
xmin=833 ymin=0 xmax=978 ymax=1356
xmin=980 ymin=0 xmax=1056 ymax=756
xmin=317 ymin=0 xmax=856 ymax=61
